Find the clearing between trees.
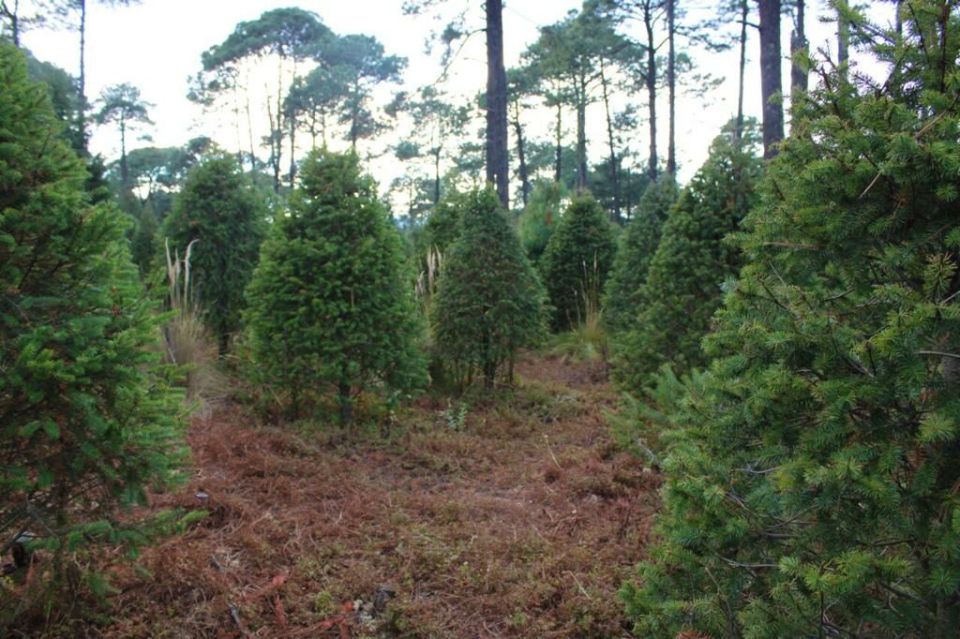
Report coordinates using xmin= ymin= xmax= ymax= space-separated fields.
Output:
xmin=103 ymin=354 xmax=658 ymax=638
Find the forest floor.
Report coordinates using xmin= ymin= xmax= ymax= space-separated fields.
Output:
xmin=102 ymin=353 xmax=660 ymax=638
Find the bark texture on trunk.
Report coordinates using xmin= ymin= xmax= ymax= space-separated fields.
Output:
xmin=485 ymin=0 xmax=509 ymax=208
xmin=758 ymin=0 xmax=784 ymax=158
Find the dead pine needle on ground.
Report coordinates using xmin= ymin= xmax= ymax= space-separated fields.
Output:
xmin=102 ymin=353 xmax=660 ymax=638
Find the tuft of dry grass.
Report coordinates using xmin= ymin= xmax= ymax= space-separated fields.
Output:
xmin=163 ymin=239 xmax=227 ymax=417
xmin=93 ymin=353 xmax=658 ymax=638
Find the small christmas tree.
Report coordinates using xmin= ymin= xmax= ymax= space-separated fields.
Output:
xmin=245 ymin=150 xmax=425 ymax=423
xmin=0 ymin=43 xmax=184 ymax=618
xmin=164 ymin=155 xmax=265 ymax=354
xmin=615 ymin=126 xmax=762 ymax=391
xmin=431 ymin=188 xmax=546 ymax=388
xmin=624 ymin=4 xmax=960 ymax=635
xmin=539 ymin=193 xmax=616 ymax=331
xmin=603 ymin=176 xmax=679 ymax=334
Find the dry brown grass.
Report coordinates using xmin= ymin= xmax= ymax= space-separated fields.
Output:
xmin=97 ymin=354 xmax=659 ymax=638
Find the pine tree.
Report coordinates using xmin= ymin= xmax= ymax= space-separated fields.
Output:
xmin=539 ymin=193 xmax=616 ymax=330
xmin=624 ymin=4 xmax=960 ymax=635
xmin=0 ymin=43 xmax=185 ymax=619
xmin=615 ymin=125 xmax=762 ymax=391
xmin=163 ymin=155 xmax=265 ymax=354
xmin=603 ymin=176 xmax=679 ymax=334
xmin=431 ymin=188 xmax=546 ymax=389
xmin=245 ymin=150 xmax=425 ymax=423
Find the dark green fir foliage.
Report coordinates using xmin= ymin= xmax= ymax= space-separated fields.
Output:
xmin=0 ymin=43 xmax=185 ymax=613
xmin=603 ymin=176 xmax=679 ymax=334
xmin=518 ymin=180 xmax=566 ymax=265
xmin=615 ymin=126 xmax=762 ymax=391
xmin=539 ymin=193 xmax=616 ymax=330
xmin=245 ymin=150 xmax=425 ymax=423
xmin=431 ymin=188 xmax=546 ymax=389
xmin=423 ymin=192 xmax=464 ymax=255
xmin=624 ymin=4 xmax=960 ymax=636
xmin=163 ymin=155 xmax=265 ymax=354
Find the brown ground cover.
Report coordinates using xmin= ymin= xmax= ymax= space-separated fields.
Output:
xmin=103 ymin=354 xmax=660 ymax=638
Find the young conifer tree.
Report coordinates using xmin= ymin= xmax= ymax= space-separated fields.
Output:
xmin=624 ymin=4 xmax=960 ymax=636
xmin=164 ymin=155 xmax=265 ymax=354
xmin=431 ymin=188 xmax=546 ymax=388
xmin=603 ymin=176 xmax=679 ymax=334
xmin=615 ymin=126 xmax=762 ymax=391
xmin=244 ymin=151 xmax=425 ymax=423
xmin=0 ymin=43 xmax=185 ymax=609
xmin=539 ymin=194 xmax=616 ymax=331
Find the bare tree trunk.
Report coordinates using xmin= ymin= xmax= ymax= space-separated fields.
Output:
xmin=554 ymin=101 xmax=562 ymax=183
xmin=78 ymin=0 xmax=87 ymax=150
xmin=433 ymin=148 xmax=441 ymax=204
xmin=837 ymin=1 xmax=850 ymax=71
xmin=758 ymin=0 xmax=784 ymax=158
xmin=791 ymin=0 xmax=808 ymax=102
xmin=575 ymin=74 xmax=588 ymax=191
xmin=288 ymin=112 xmax=296 ymax=188
xmin=600 ymin=58 xmax=621 ymax=222
xmin=120 ymin=118 xmax=128 ymax=187
xmin=736 ymin=0 xmax=748 ymax=143
xmin=666 ymin=0 xmax=676 ymax=177
xmin=644 ymin=5 xmax=658 ymax=180
xmin=512 ymin=99 xmax=530 ymax=207
xmin=485 ymin=0 xmax=509 ymax=208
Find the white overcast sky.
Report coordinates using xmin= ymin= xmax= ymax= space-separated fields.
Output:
xmin=18 ymin=0 xmax=895 ymax=202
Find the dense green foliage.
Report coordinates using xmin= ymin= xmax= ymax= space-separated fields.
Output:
xmin=163 ymin=155 xmax=265 ymax=354
xmin=423 ymin=192 xmax=464 ymax=255
xmin=245 ymin=151 xmax=425 ymax=422
xmin=615 ymin=127 xmax=762 ymax=390
xmin=624 ymin=5 xmax=960 ymax=636
xmin=0 ymin=43 xmax=185 ymax=611
xmin=539 ymin=193 xmax=615 ymax=330
xmin=431 ymin=188 xmax=546 ymax=388
xmin=603 ymin=176 xmax=678 ymax=333
xmin=517 ymin=180 xmax=566 ymax=265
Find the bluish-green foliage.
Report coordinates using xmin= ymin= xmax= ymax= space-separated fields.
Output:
xmin=0 ymin=43 xmax=185 ymax=618
xmin=615 ymin=126 xmax=762 ymax=390
xmin=164 ymin=155 xmax=266 ymax=353
xmin=245 ymin=151 xmax=425 ymax=422
xmin=539 ymin=193 xmax=616 ymax=330
xmin=624 ymin=5 xmax=960 ymax=636
xmin=603 ymin=176 xmax=679 ymax=333
xmin=431 ymin=188 xmax=547 ymax=388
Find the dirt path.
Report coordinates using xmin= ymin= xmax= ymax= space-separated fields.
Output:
xmin=105 ymin=354 xmax=660 ymax=638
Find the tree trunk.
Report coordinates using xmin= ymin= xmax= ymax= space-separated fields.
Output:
xmin=4 ymin=1 xmax=20 ymax=47
xmin=791 ymin=0 xmax=808 ymax=102
xmin=666 ymin=0 xmax=676 ymax=177
xmin=78 ymin=0 xmax=87 ymax=151
xmin=837 ymin=2 xmax=850 ymax=71
xmin=433 ymin=148 xmax=441 ymax=204
xmin=575 ymin=74 xmax=588 ymax=191
xmin=511 ymin=99 xmax=530 ymax=208
xmin=120 ymin=118 xmax=128 ymax=188
xmin=758 ymin=0 xmax=784 ymax=158
xmin=736 ymin=0 xmax=748 ymax=143
xmin=644 ymin=5 xmax=658 ymax=180
xmin=288 ymin=111 xmax=297 ymax=188
xmin=554 ymin=101 xmax=562 ymax=183
xmin=485 ymin=0 xmax=509 ymax=208
xmin=600 ymin=58 xmax=621 ymax=222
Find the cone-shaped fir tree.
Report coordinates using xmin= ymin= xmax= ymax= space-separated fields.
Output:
xmin=603 ymin=176 xmax=679 ymax=334
xmin=0 ymin=43 xmax=185 ymax=610
xmin=624 ymin=4 xmax=960 ymax=636
xmin=164 ymin=155 xmax=265 ymax=354
xmin=615 ymin=125 xmax=762 ymax=391
xmin=431 ymin=188 xmax=547 ymax=389
xmin=245 ymin=151 xmax=425 ymax=423
xmin=539 ymin=193 xmax=616 ymax=331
